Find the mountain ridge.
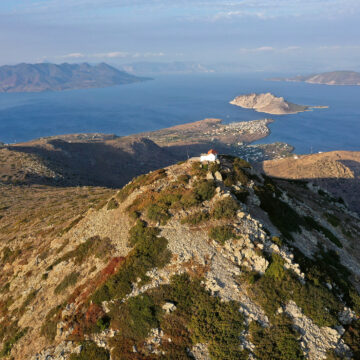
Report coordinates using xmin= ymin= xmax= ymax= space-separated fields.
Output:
xmin=268 ymin=71 xmax=360 ymax=86
xmin=0 ymin=62 xmax=149 ymax=93
xmin=1 ymin=155 xmax=360 ymax=359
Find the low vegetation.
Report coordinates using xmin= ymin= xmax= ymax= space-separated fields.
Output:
xmin=92 ymin=222 xmax=171 ymax=304
xmin=211 ymin=197 xmax=239 ymax=219
xmin=126 ymin=178 xmax=216 ymax=224
xmin=47 ymin=236 xmax=114 ymax=271
xmin=209 ymin=225 xmax=235 ymax=244
xmin=107 ymin=198 xmax=119 ymax=210
xmin=54 ymin=272 xmax=80 ymax=294
xmin=40 ymin=304 xmax=64 ymax=341
xmin=0 ymin=326 xmax=28 ymax=357
xmin=247 ymin=253 xmax=342 ymax=327
xmin=69 ymin=341 xmax=110 ymax=360
xmin=117 ymin=168 xmax=167 ymax=202
xmin=108 ymin=273 xmax=247 ymax=359
xmin=249 ymin=316 xmax=304 ymax=360
xmin=181 ymin=211 xmax=209 ymax=225
xmin=255 ymin=179 xmax=343 ymax=247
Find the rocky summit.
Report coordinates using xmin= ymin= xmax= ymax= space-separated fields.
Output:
xmin=0 ymin=155 xmax=360 ymax=360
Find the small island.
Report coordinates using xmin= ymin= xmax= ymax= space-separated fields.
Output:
xmin=268 ymin=71 xmax=360 ymax=86
xmin=230 ymin=92 xmax=327 ymax=115
xmin=0 ymin=62 xmax=150 ymax=93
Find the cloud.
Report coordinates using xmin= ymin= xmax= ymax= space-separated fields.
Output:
xmin=92 ymin=51 xmax=130 ymax=58
xmin=12 ymin=0 xmax=360 ymax=19
xmin=238 ymin=46 xmax=303 ymax=54
xmin=55 ymin=50 xmax=165 ymax=61
xmin=238 ymin=46 xmax=275 ymax=53
xmin=61 ymin=52 xmax=85 ymax=59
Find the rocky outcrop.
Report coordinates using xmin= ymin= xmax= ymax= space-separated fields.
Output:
xmin=230 ymin=92 xmax=310 ymax=115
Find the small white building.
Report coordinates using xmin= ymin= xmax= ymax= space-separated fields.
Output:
xmin=200 ymin=149 xmax=218 ymax=162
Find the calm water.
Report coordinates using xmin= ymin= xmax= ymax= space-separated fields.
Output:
xmin=0 ymin=74 xmax=359 ymax=154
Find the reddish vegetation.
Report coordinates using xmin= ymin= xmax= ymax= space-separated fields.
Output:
xmin=68 ymin=256 xmax=125 ymax=305
xmin=71 ymin=303 xmax=105 ymax=339
xmin=98 ymin=257 xmax=125 ymax=283
xmin=66 ymin=257 xmax=125 ymax=338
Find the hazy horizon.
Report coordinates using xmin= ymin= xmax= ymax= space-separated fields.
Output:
xmin=1 ymin=0 xmax=360 ymax=73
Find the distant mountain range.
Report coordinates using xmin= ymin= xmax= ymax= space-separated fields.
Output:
xmin=118 ymin=61 xmax=215 ymax=75
xmin=0 ymin=62 xmax=149 ymax=93
xmin=268 ymin=71 xmax=360 ymax=85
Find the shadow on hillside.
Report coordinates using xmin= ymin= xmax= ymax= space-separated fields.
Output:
xmin=258 ymin=162 xmax=360 ymax=215
xmin=4 ymin=138 xmax=182 ymax=188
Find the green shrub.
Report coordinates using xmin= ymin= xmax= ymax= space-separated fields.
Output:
xmin=0 ymin=327 xmax=28 ymax=357
xmin=106 ymin=273 xmax=247 ymax=359
xmin=181 ymin=211 xmax=209 ymax=225
xmin=41 ymin=304 xmax=64 ymax=341
xmin=193 ymin=180 xmax=216 ymax=201
xmin=47 ymin=236 xmax=114 ymax=270
xmin=110 ymin=294 xmax=160 ymax=341
xmin=128 ymin=219 xmax=160 ymax=247
xmin=233 ymin=189 xmax=249 ymax=203
xmin=249 ymin=316 xmax=304 ymax=360
xmin=0 ymin=282 xmax=10 ymax=294
xmin=211 ymin=197 xmax=239 ymax=219
xmin=342 ymin=319 xmax=360 ymax=359
xmin=147 ymin=203 xmax=171 ymax=224
xmin=249 ymin=265 xmax=342 ymax=327
xmin=167 ymin=274 xmax=247 ymax=360
xmin=209 ymin=225 xmax=235 ymax=244
xmin=255 ymin=184 xmax=301 ymax=241
xmin=19 ymin=289 xmax=38 ymax=314
xmin=60 ymin=215 xmax=84 ymax=235
xmin=117 ymin=169 xmax=167 ymax=202
xmin=191 ymin=161 xmax=208 ymax=177
xmin=54 ymin=272 xmax=80 ymax=294
xmin=325 ymin=213 xmax=341 ymax=227
xmin=180 ymin=191 xmax=201 ymax=208
xmin=292 ymin=246 xmax=360 ymax=316
xmin=255 ymin=181 xmax=343 ymax=247
xmin=92 ymin=224 xmax=171 ymax=304
xmin=2 ymin=246 xmax=21 ymax=265
xmin=69 ymin=341 xmax=110 ymax=360
xmin=233 ymin=157 xmax=251 ymax=169
xmin=107 ymin=198 xmax=119 ymax=210
xmin=96 ymin=315 xmax=111 ymax=332
xmin=303 ymin=216 xmax=342 ymax=248
xmin=177 ymin=174 xmax=190 ymax=184
xmin=272 ymin=236 xmax=283 ymax=247
xmin=265 ymin=253 xmax=286 ymax=281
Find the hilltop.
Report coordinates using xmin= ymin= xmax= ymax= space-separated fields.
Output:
xmin=259 ymin=151 xmax=360 ymax=214
xmin=269 ymin=71 xmax=360 ymax=86
xmin=0 ymin=155 xmax=359 ymax=359
xmin=229 ymin=93 xmax=326 ymax=115
xmin=0 ymin=63 xmax=149 ymax=93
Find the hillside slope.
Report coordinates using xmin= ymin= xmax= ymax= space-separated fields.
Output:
xmin=260 ymin=151 xmax=360 ymax=214
xmin=0 ymin=156 xmax=360 ymax=359
xmin=0 ymin=135 xmax=181 ymax=187
xmin=0 ymin=63 xmax=148 ymax=93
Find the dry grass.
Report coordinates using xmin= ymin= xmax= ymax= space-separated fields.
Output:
xmin=0 ymin=185 xmax=114 ymax=242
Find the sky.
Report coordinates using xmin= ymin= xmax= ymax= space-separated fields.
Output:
xmin=1 ymin=0 xmax=360 ymax=73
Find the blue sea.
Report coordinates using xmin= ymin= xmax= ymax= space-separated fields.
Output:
xmin=0 ymin=73 xmax=359 ymax=154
